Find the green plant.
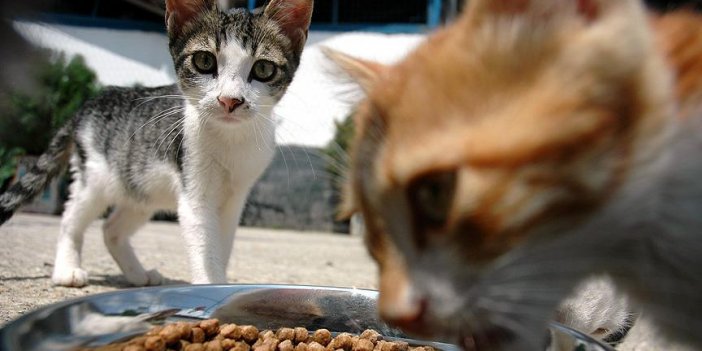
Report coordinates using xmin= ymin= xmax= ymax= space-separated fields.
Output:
xmin=324 ymin=113 xmax=355 ymax=182
xmin=0 ymin=146 xmax=23 ymax=192
xmin=324 ymin=113 xmax=355 ymax=223
xmin=0 ymin=53 xmax=99 ymax=155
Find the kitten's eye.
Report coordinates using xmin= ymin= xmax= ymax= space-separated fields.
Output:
xmin=192 ymin=51 xmax=217 ymax=74
xmin=250 ymin=60 xmax=277 ymax=82
xmin=409 ymin=171 xmax=457 ymax=229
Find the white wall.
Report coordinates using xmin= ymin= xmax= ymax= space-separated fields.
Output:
xmin=14 ymin=21 xmax=424 ymax=147
xmin=275 ymin=32 xmax=424 ymax=147
xmin=14 ymin=21 xmax=175 ymax=87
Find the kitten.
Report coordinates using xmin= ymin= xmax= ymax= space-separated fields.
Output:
xmin=0 ymin=0 xmax=313 ymax=287
xmin=330 ymin=0 xmax=702 ymax=350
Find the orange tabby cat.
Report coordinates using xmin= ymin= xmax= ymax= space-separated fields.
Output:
xmin=329 ymin=0 xmax=702 ymax=349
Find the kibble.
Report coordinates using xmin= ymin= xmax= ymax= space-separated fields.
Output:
xmin=84 ymin=319 xmax=436 ymax=351
xmin=221 ymin=324 xmax=238 ymax=339
xmin=307 ymin=341 xmax=325 ymax=351
xmin=277 ymin=328 xmax=295 ymax=341
xmin=232 ymin=341 xmax=252 ymax=351
xmin=255 ymin=337 xmax=280 ymax=351
xmin=193 ymin=327 xmax=207 ymax=343
xmin=222 ymin=339 xmax=237 ymax=350
xmin=159 ymin=324 xmax=182 ymax=345
xmin=201 ymin=319 xmax=221 ymax=336
xmin=278 ymin=339 xmax=295 ymax=351
xmin=241 ymin=325 xmax=260 ymax=343
xmin=144 ymin=336 xmax=166 ymax=351
xmin=328 ymin=333 xmax=353 ymax=351
xmin=206 ymin=340 xmax=224 ymax=351
xmin=260 ymin=330 xmax=275 ymax=340
xmin=293 ymin=327 xmax=309 ymax=343
xmin=312 ymin=329 xmax=332 ymax=346
xmin=359 ymin=330 xmax=381 ymax=344
xmin=373 ymin=340 xmax=386 ymax=351
xmin=353 ymin=339 xmax=374 ymax=351
xmin=295 ymin=342 xmax=308 ymax=351
xmin=186 ymin=344 xmax=205 ymax=351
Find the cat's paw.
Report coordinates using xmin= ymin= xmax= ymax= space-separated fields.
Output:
xmin=125 ymin=269 xmax=163 ymax=287
xmin=555 ymin=277 xmax=632 ymax=341
xmin=145 ymin=269 xmax=164 ymax=286
xmin=52 ymin=267 xmax=90 ymax=287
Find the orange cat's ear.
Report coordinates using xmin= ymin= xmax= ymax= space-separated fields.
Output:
xmin=322 ymin=47 xmax=387 ymax=93
xmin=469 ymin=0 xmax=601 ymax=22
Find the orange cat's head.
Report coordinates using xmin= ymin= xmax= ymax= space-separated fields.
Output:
xmin=329 ymin=0 xmax=674 ymax=349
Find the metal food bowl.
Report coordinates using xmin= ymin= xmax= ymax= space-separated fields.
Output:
xmin=0 ymin=284 xmax=613 ymax=351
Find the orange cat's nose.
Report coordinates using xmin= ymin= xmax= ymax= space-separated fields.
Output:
xmin=381 ymin=298 xmax=429 ymax=336
xmin=218 ymin=96 xmax=245 ymax=113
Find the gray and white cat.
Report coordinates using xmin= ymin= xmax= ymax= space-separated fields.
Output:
xmin=0 ymin=0 xmax=313 ymax=287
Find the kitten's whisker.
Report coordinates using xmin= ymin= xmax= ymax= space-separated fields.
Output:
xmin=129 ymin=106 xmax=185 ymax=142
xmin=164 ymin=121 xmax=185 ymax=157
xmin=261 ymin=111 xmax=319 ymax=179
xmin=251 ymin=115 xmax=262 ymax=151
xmin=132 ymin=94 xmax=196 ymax=109
xmin=154 ymin=119 xmax=185 ymax=156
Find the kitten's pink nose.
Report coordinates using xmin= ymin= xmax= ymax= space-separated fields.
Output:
xmin=382 ymin=298 xmax=429 ymax=336
xmin=218 ymin=96 xmax=245 ymax=113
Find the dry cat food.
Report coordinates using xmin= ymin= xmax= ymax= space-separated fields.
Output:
xmin=83 ymin=319 xmax=437 ymax=351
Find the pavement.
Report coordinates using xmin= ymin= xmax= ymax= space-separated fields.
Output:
xmin=0 ymin=213 xmax=693 ymax=350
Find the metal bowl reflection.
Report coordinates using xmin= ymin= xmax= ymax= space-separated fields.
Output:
xmin=0 ymin=284 xmax=612 ymax=351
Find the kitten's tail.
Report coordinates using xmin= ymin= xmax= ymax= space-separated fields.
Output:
xmin=0 ymin=124 xmax=74 ymax=225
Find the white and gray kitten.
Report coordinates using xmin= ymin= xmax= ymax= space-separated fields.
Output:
xmin=0 ymin=0 xmax=314 ymax=287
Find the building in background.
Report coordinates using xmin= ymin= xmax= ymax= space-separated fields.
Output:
xmin=7 ymin=0 xmax=701 ymax=232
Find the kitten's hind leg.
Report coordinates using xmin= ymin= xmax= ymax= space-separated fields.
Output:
xmin=103 ymin=206 xmax=162 ymax=286
xmin=52 ymin=184 xmax=107 ymax=287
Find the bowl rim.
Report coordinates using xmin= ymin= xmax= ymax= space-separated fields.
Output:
xmin=0 ymin=283 xmax=614 ymax=351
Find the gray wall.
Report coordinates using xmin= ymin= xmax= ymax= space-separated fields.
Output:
xmin=241 ymin=146 xmax=348 ymax=233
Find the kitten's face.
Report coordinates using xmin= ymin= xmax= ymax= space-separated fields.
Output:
xmin=166 ymin=0 xmax=312 ymax=126
xmin=334 ymin=0 xmax=672 ymax=349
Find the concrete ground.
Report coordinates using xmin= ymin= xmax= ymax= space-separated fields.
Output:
xmin=0 ymin=213 xmax=692 ymax=350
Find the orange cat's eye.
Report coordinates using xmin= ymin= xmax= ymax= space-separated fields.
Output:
xmin=408 ymin=171 xmax=457 ymax=232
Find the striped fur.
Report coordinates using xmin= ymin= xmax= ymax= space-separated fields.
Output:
xmin=0 ymin=124 xmax=73 ymax=224
xmin=332 ymin=0 xmax=702 ymax=350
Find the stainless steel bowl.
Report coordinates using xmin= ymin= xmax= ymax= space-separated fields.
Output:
xmin=0 ymin=284 xmax=613 ymax=351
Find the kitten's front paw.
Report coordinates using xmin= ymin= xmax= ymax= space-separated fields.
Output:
xmin=125 ymin=269 xmax=163 ymax=287
xmin=145 ymin=269 xmax=164 ymax=286
xmin=52 ymin=267 xmax=89 ymax=287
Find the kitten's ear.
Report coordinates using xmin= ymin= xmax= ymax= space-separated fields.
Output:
xmin=264 ymin=0 xmax=314 ymax=56
xmin=469 ymin=0 xmax=601 ymax=22
xmin=322 ymin=47 xmax=386 ymax=93
xmin=165 ymin=0 xmax=217 ymax=35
